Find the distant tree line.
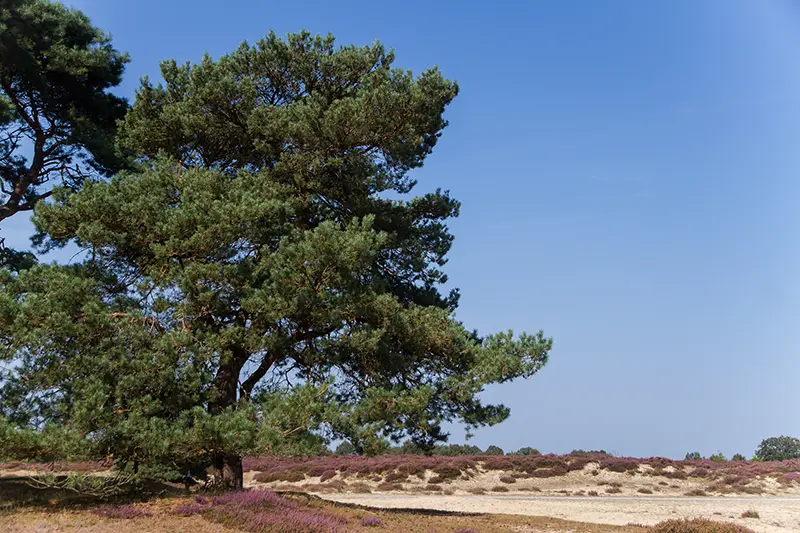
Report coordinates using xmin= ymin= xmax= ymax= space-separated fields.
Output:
xmin=332 ymin=441 xmax=543 ymax=457
xmin=684 ymin=435 xmax=800 ymax=463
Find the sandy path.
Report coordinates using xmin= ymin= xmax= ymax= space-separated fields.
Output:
xmin=321 ymin=493 xmax=800 ymax=533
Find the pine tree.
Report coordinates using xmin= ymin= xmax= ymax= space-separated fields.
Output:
xmin=0 ymin=32 xmax=552 ymax=488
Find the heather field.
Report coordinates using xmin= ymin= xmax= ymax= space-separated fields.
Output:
xmin=240 ymin=453 xmax=800 ymax=496
xmin=3 ymin=454 xmax=800 ymax=532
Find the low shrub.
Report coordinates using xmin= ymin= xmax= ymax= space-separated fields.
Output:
xmin=606 ymin=487 xmax=622 ymax=494
xmin=92 ymin=504 xmax=151 ymax=519
xmin=384 ymin=471 xmax=408 ymax=483
xmin=172 ymin=503 xmax=204 ymax=516
xmin=499 ymin=475 xmax=516 ymax=484
xmin=377 ymin=482 xmax=402 ymax=491
xmin=319 ymin=470 xmax=336 ymax=482
xmin=491 ymin=485 xmax=509 ymax=492
xmin=203 ymin=490 xmax=347 ymax=533
xmin=638 ymin=488 xmax=653 ymax=494
xmin=350 ymin=483 xmax=372 ymax=493
xmin=740 ymin=510 xmax=759 ymax=519
xmin=685 ymin=489 xmax=708 ymax=497
xmin=588 ymin=490 xmax=599 ymax=496
xmin=651 ymin=518 xmax=757 ymax=533
xmin=360 ymin=516 xmax=382 ymax=527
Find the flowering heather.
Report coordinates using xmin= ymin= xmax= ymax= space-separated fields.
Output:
xmin=188 ymin=489 xmax=348 ymax=533
xmin=91 ymin=504 xmax=152 ymax=519
xmin=171 ymin=503 xmax=205 ymax=516
xmin=360 ymin=516 xmax=383 ymax=527
xmin=241 ymin=454 xmax=800 ymax=487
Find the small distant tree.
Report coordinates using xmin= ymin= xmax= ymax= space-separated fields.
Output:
xmin=731 ymin=453 xmax=746 ymax=462
xmin=709 ymin=452 xmax=726 ymax=463
xmin=754 ymin=436 xmax=800 ymax=462
xmin=685 ymin=452 xmax=702 ymax=461
xmin=510 ymin=447 xmax=540 ymax=456
xmin=399 ymin=441 xmax=425 ymax=455
xmin=335 ymin=441 xmax=358 ymax=456
xmin=484 ymin=445 xmax=504 ymax=456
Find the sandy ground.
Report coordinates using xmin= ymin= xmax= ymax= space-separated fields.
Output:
xmin=320 ymin=493 xmax=800 ymax=533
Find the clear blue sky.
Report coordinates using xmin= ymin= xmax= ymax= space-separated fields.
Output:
xmin=6 ymin=0 xmax=800 ymax=459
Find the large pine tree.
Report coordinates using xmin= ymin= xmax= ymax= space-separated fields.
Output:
xmin=0 ymin=32 xmax=552 ymax=488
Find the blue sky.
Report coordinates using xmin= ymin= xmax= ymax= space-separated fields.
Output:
xmin=6 ymin=0 xmax=800 ymax=459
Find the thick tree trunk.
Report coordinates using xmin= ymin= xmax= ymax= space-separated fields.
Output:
xmin=207 ymin=344 xmax=249 ymax=489
xmin=209 ymin=453 xmax=244 ymax=490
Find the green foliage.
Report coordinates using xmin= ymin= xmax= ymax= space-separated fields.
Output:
xmin=754 ymin=436 xmax=800 ymax=462
xmin=731 ymin=453 xmax=746 ymax=462
xmin=0 ymin=0 xmax=128 ymax=263
xmin=0 ymin=416 xmax=86 ymax=462
xmin=685 ymin=452 xmax=703 ymax=461
xmin=571 ymin=449 xmax=608 ymax=456
xmin=0 ymin=31 xmax=552 ymax=486
xmin=510 ymin=447 xmax=541 ymax=456
xmin=334 ymin=442 xmax=358 ymax=456
xmin=709 ymin=452 xmax=727 ymax=463
xmin=484 ymin=445 xmax=504 ymax=456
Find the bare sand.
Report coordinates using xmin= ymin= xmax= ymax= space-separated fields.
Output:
xmin=321 ymin=493 xmax=800 ymax=533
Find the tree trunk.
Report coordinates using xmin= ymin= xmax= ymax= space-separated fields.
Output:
xmin=207 ymin=344 xmax=249 ymax=489
xmin=209 ymin=453 xmax=244 ymax=490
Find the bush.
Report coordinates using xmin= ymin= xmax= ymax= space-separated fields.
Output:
xmin=638 ymin=488 xmax=653 ymax=494
xmin=484 ymin=445 xmax=504 ymax=456
xmin=651 ymin=518 xmax=757 ymax=533
xmin=499 ymin=475 xmax=516 ymax=484
xmin=685 ymin=452 xmax=702 ymax=461
xmin=685 ymin=489 xmax=708 ymax=496
xmin=709 ymin=452 xmax=726 ymax=463
xmin=510 ymin=447 xmax=540 ymax=456
xmin=491 ymin=485 xmax=509 ymax=492
xmin=606 ymin=487 xmax=622 ymax=494
xmin=731 ymin=454 xmax=746 ymax=462
xmin=360 ymin=516 xmax=382 ymax=527
xmin=319 ymin=470 xmax=336 ymax=482
xmin=740 ymin=510 xmax=759 ymax=519
xmin=754 ymin=436 xmax=800 ymax=461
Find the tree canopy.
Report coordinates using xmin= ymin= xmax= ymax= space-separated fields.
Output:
xmin=754 ymin=436 xmax=800 ymax=462
xmin=0 ymin=0 xmax=128 ymax=268
xmin=0 ymin=31 xmax=552 ymax=488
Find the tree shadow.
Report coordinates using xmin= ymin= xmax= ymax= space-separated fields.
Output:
xmin=0 ymin=475 xmax=183 ymax=513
